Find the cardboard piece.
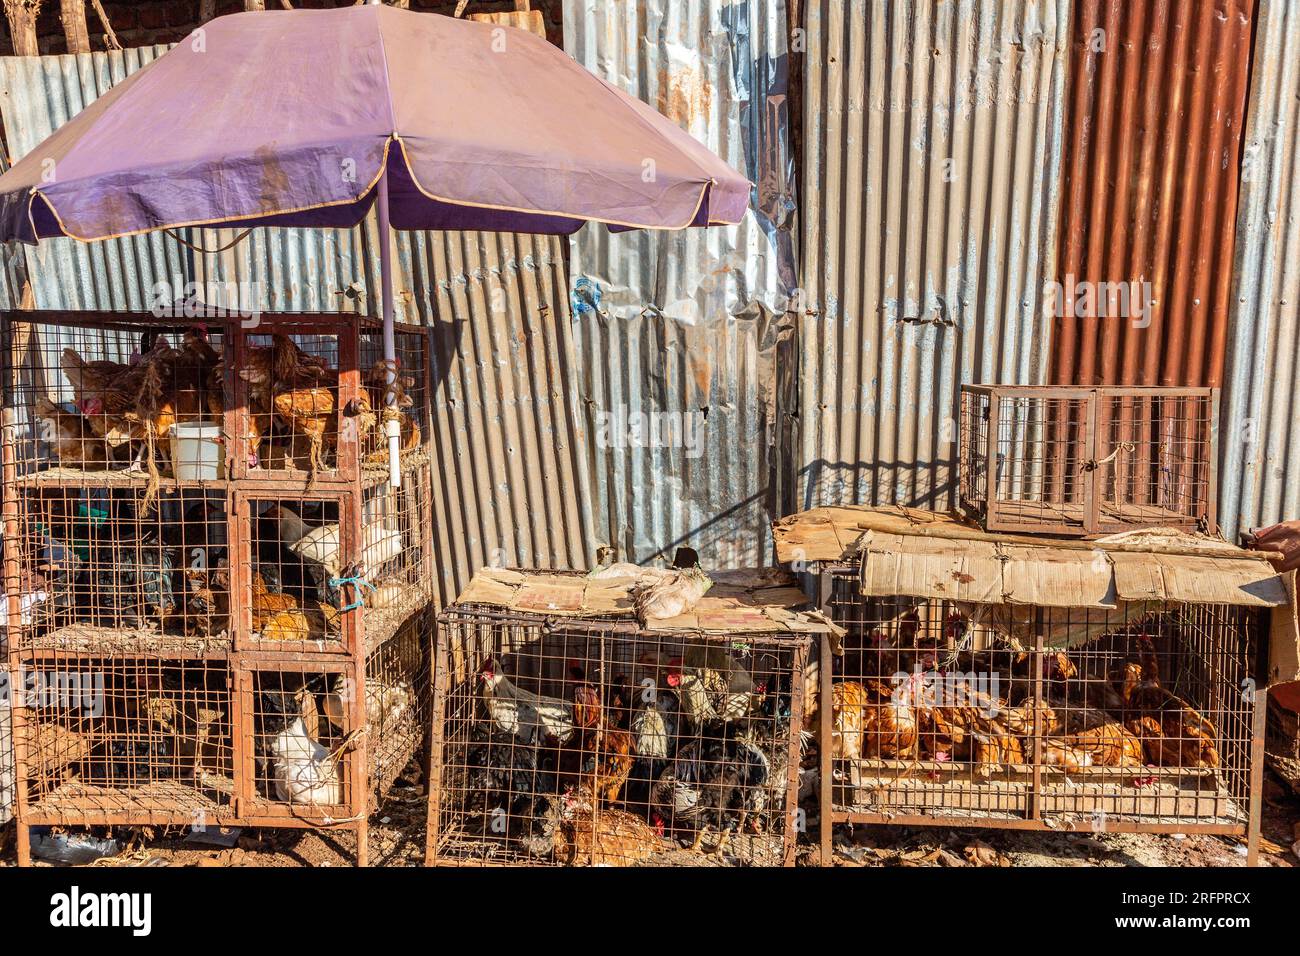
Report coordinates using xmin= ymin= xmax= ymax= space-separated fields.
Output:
xmin=857 ymin=529 xmax=1286 ymax=611
xmin=452 ymin=567 xmax=840 ymax=636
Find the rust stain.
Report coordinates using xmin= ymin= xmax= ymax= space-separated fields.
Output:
xmin=254 ymin=144 xmax=290 ymax=215
xmin=656 ymin=64 xmax=713 ymax=128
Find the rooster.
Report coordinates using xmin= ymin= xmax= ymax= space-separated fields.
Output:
xmin=667 ymin=658 xmax=766 ymax=729
xmin=478 ymin=658 xmax=577 ymax=745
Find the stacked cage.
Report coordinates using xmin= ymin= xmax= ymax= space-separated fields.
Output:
xmin=426 ymin=569 xmax=824 ymax=867
xmin=958 ymin=385 xmax=1217 ymax=536
xmin=1 ymin=310 xmax=434 ymax=865
xmin=814 ymin=534 xmax=1278 ymax=865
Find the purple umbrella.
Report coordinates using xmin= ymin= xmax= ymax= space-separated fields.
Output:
xmin=0 ymin=5 xmax=749 ymax=483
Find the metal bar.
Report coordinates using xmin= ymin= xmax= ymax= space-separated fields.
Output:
xmin=1246 ymin=687 xmax=1266 ymax=867
xmin=376 ymin=170 xmax=402 ymax=490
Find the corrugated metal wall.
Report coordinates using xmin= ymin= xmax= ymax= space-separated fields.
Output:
xmin=797 ymin=0 xmax=1069 ymax=513
xmin=1052 ymin=0 xmax=1254 ymax=388
xmin=1219 ymin=0 xmax=1300 ymax=540
xmin=564 ymin=0 xmax=796 ymax=566
xmin=0 ymin=47 xmax=597 ymax=604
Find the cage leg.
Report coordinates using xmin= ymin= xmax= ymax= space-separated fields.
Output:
xmin=15 ymin=821 xmax=32 ymax=868
xmin=355 ymin=819 xmax=369 ymax=867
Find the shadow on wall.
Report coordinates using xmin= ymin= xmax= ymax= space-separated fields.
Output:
xmin=798 ymin=460 xmax=959 ymax=515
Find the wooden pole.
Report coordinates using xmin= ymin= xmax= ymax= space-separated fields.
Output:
xmin=88 ymin=0 xmax=119 ymax=49
xmin=59 ymin=0 xmax=89 ymax=53
xmin=243 ymin=0 xmax=265 ymax=11
xmin=59 ymin=0 xmax=88 ymax=52
xmin=3 ymin=0 xmax=42 ymax=57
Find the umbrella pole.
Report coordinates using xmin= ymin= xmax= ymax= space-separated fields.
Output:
xmin=377 ymin=167 xmax=402 ymax=489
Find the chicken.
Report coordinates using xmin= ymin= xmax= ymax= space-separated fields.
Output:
xmin=362 ymin=361 xmax=419 ymax=463
xmin=463 ymin=724 xmax=558 ymax=825
xmin=649 ymin=724 xmax=776 ymax=853
xmin=268 ymin=715 xmax=342 ymax=805
xmin=1111 ymin=656 xmax=1220 ymax=768
xmin=519 ymin=790 xmax=667 ymax=865
xmin=251 ymin=571 xmax=310 ymax=642
xmin=240 ymin=334 xmax=359 ymax=476
xmin=632 ymin=566 xmax=712 ymax=623
xmin=211 ymin=561 xmax=310 ymax=641
xmin=826 ymin=681 xmax=868 ymax=760
xmin=1051 ymin=704 xmax=1145 ymax=768
xmin=33 ymin=397 xmax=109 ymax=470
xmin=60 ymin=330 xmax=221 ymax=493
xmin=860 ymin=678 xmax=921 ymax=759
xmin=572 ymin=727 xmax=635 ymax=804
xmin=625 ymin=689 xmax=681 ymax=803
xmin=267 ymin=504 xmax=340 ymax=596
xmin=666 ymin=659 xmax=765 ymax=729
xmin=478 ymin=658 xmax=576 ymax=745
xmin=85 ymin=532 xmax=176 ymax=628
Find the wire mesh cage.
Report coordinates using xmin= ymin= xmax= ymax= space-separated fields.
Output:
xmin=2 ymin=317 xmax=228 ymax=485
xmin=958 ymin=385 xmax=1217 ymax=537
xmin=244 ymin=659 xmax=360 ymax=819
xmin=232 ymin=317 xmax=429 ymax=484
xmin=1 ymin=309 xmax=434 ymax=865
xmin=817 ymin=562 xmax=1267 ymax=855
xmin=426 ymin=570 xmax=823 ymax=867
xmin=13 ymin=652 xmax=234 ymax=826
xmin=241 ymin=494 xmax=350 ymax=649
xmin=10 ymin=486 xmax=230 ymax=653
xmin=366 ymin=609 xmax=429 ymax=801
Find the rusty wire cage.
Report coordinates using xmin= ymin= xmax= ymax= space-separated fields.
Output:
xmin=427 ymin=595 xmax=813 ymax=867
xmin=366 ymin=608 xmax=430 ymax=802
xmin=1 ymin=310 xmax=434 ymax=866
xmin=816 ymin=564 xmax=1266 ymax=862
xmin=14 ymin=651 xmax=235 ymax=827
xmin=958 ymin=385 xmax=1218 ymax=537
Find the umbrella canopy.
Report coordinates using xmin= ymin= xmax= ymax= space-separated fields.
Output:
xmin=0 ymin=5 xmax=749 ymax=243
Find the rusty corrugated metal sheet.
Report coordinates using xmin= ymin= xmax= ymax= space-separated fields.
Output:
xmin=797 ymin=0 xmax=1068 ymax=513
xmin=564 ymin=0 xmax=796 ymax=566
xmin=1052 ymin=0 xmax=1254 ymax=388
xmin=0 ymin=46 xmax=598 ymax=605
xmin=1219 ymin=0 xmax=1300 ymax=541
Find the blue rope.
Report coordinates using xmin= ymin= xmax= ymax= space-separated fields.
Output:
xmin=329 ymin=573 xmax=376 ymax=613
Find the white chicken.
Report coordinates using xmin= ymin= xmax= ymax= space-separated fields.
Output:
xmin=633 ymin=566 xmax=713 ymax=623
xmin=478 ymin=658 xmax=576 ymax=745
xmin=269 ymin=716 xmax=342 ymax=806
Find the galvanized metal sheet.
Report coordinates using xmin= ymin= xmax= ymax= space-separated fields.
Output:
xmin=564 ymin=0 xmax=795 ymax=567
xmin=1052 ymin=0 xmax=1254 ymax=389
xmin=0 ymin=47 xmax=597 ymax=605
xmin=798 ymin=0 xmax=1068 ymax=513
xmin=1219 ymin=0 xmax=1300 ymax=540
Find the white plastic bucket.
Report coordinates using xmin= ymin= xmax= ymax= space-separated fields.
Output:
xmin=170 ymin=421 xmax=222 ymax=480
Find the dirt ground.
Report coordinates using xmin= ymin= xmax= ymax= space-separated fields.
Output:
xmin=2 ymin=763 xmax=1297 ymax=869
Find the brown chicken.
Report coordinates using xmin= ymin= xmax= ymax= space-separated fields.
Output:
xmin=211 ymin=563 xmax=309 ymax=642
xmin=1055 ymin=702 xmax=1149 ymax=770
xmin=1112 ymin=657 xmax=1220 ymax=768
xmin=251 ymin=572 xmax=310 ymax=642
xmin=828 ymin=679 xmax=919 ymax=761
xmin=522 ymin=790 xmax=667 ymax=865
xmin=34 ymin=397 xmax=109 ymax=470
xmin=61 ymin=330 xmax=220 ymax=486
